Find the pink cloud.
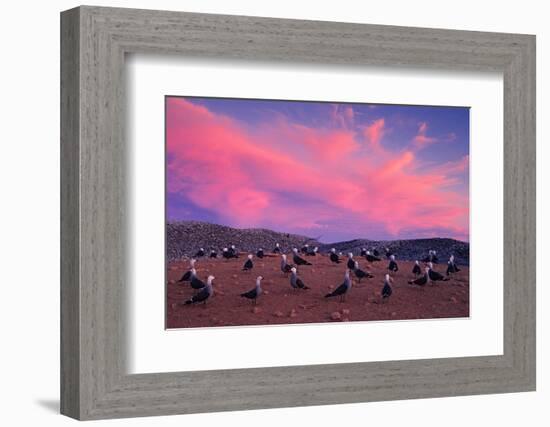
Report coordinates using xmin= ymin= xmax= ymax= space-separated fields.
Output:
xmin=412 ymin=121 xmax=438 ymax=149
xmin=167 ymin=98 xmax=469 ymax=240
xmin=363 ymin=118 xmax=385 ymax=151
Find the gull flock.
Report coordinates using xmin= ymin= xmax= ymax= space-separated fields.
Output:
xmin=177 ymin=244 xmax=459 ymax=309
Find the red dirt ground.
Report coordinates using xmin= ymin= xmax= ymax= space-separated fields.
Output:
xmin=166 ymin=254 xmax=469 ymax=329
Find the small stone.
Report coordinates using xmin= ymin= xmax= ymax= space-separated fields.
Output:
xmin=263 ymin=290 xmax=269 ymax=295
xmin=216 ymin=290 xmax=225 ymax=296
xmin=391 ymin=312 xmax=397 ymax=316
xmin=273 ymin=310 xmax=284 ymax=318
xmin=342 ymin=317 xmax=350 ymax=322
xmin=232 ymin=274 xmax=238 ymax=279
xmin=289 ymin=309 xmax=297 ymax=318
xmin=450 ymin=296 xmax=458 ymax=303
xmin=341 ymin=308 xmax=350 ymax=316
xmin=298 ymin=304 xmax=307 ymax=309
xmin=168 ymin=280 xmax=176 ymax=285
xmin=330 ymin=311 xmax=342 ymax=321
xmin=252 ymin=307 xmax=262 ymax=314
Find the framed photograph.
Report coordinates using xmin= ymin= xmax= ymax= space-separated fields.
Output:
xmin=61 ymin=6 xmax=536 ymax=420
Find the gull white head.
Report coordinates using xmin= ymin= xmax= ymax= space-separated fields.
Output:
xmin=415 ymin=260 xmax=420 ymax=265
xmin=433 ymin=250 xmax=437 ymax=255
xmin=425 ymin=267 xmax=431 ymax=274
xmin=385 ymin=273 xmax=392 ymax=283
xmin=354 ymin=261 xmax=359 ymax=269
xmin=190 ymin=258 xmax=196 ymax=266
xmin=348 ymin=252 xmax=353 ymax=258
xmin=276 ymin=243 xmax=280 ymax=247
xmin=223 ymin=247 xmax=228 ymax=252
xmin=429 ymin=262 xmax=434 ymax=269
xmin=191 ymin=268 xmax=197 ymax=275
xmin=366 ymin=250 xmax=371 ymax=255
xmin=231 ymin=245 xmax=236 ymax=250
xmin=390 ymin=255 xmax=396 ymax=261
xmin=314 ymin=247 xmax=319 ymax=252
xmin=291 ymin=267 xmax=297 ymax=274
xmin=200 ymin=247 xmax=204 ymax=251
xmin=248 ymin=254 xmax=253 ymax=259
xmin=256 ymin=276 xmax=263 ymax=286
xmin=207 ymin=275 xmax=215 ymax=285
xmin=450 ymin=254 xmax=455 ymax=262
xmin=293 ymin=248 xmax=298 ymax=253
xmin=331 ymin=248 xmax=336 ymax=253
xmin=259 ymin=248 xmax=263 ymax=251
xmin=305 ymin=244 xmax=309 ymax=248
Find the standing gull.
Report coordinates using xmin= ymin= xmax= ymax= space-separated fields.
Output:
xmin=189 ymin=268 xmax=206 ymax=290
xmin=428 ymin=262 xmax=450 ymax=282
xmin=240 ymin=276 xmax=263 ymax=304
xmin=353 ymin=261 xmax=373 ymax=282
xmin=306 ymin=246 xmax=319 ymax=256
xmin=408 ymin=267 xmax=431 ymax=286
xmin=290 ymin=267 xmax=310 ymax=290
xmin=280 ymin=254 xmax=294 ymax=275
xmin=242 ymin=254 xmax=254 ymax=271
xmin=412 ymin=260 xmax=422 ymax=277
xmin=256 ymin=248 xmax=264 ymax=259
xmin=365 ymin=250 xmax=381 ymax=262
xmin=346 ymin=253 xmax=356 ymax=270
xmin=329 ymin=248 xmax=341 ymax=264
xmin=209 ymin=249 xmax=217 ymax=258
xmin=228 ymin=245 xmax=238 ymax=258
xmin=177 ymin=258 xmax=196 ymax=283
xmin=388 ymin=255 xmax=399 ymax=272
xmin=222 ymin=248 xmax=232 ymax=260
xmin=184 ymin=275 xmax=214 ymax=305
xmin=273 ymin=243 xmax=281 ymax=254
xmin=446 ymin=255 xmax=460 ymax=276
xmin=292 ymin=248 xmax=312 ymax=266
xmin=360 ymin=248 xmax=367 ymax=257
xmin=381 ymin=274 xmax=393 ymax=302
xmin=325 ymin=269 xmax=352 ymax=302
xmin=194 ymin=248 xmax=205 ymax=258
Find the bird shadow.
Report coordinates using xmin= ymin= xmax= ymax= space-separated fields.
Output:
xmin=35 ymin=398 xmax=59 ymax=413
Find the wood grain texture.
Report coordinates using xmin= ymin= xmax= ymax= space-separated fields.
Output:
xmin=60 ymin=5 xmax=536 ymax=420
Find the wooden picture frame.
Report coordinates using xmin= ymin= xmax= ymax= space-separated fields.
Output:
xmin=60 ymin=5 xmax=536 ymax=420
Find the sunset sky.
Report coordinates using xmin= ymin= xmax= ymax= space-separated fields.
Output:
xmin=166 ymin=96 xmax=469 ymax=242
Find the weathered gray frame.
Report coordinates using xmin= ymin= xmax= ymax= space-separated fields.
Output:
xmin=60 ymin=5 xmax=536 ymax=420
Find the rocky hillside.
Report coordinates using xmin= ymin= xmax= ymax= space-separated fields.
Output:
xmin=166 ymin=221 xmax=469 ymax=265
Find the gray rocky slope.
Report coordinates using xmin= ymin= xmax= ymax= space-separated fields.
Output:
xmin=167 ymin=221 xmax=469 ymax=266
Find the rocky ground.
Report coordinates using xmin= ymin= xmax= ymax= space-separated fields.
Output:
xmin=167 ymin=221 xmax=470 ymax=265
xmin=166 ymin=253 xmax=469 ymax=329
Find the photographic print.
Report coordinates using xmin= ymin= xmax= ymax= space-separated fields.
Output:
xmin=165 ymin=96 xmax=470 ymax=329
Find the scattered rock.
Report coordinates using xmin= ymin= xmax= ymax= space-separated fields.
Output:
xmin=252 ymin=307 xmax=262 ymax=314
xmin=330 ymin=311 xmax=342 ymax=321
xmin=273 ymin=310 xmax=284 ymax=318
xmin=263 ymin=290 xmax=269 ymax=295
xmin=450 ymin=296 xmax=458 ymax=303
xmin=341 ymin=308 xmax=350 ymax=316
xmin=342 ymin=317 xmax=350 ymax=322
xmin=289 ymin=309 xmax=297 ymax=318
